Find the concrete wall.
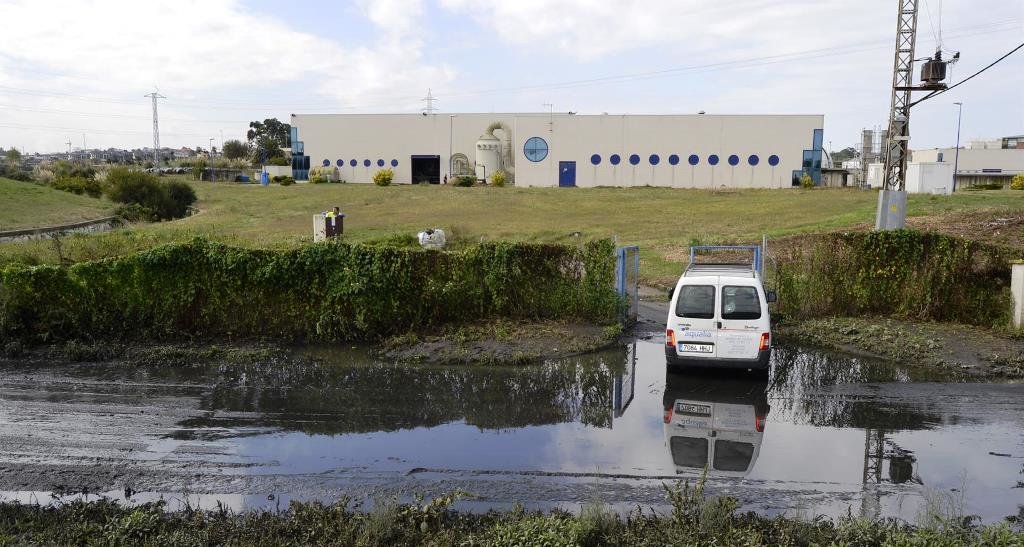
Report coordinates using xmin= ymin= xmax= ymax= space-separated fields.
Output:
xmin=291 ymin=113 xmax=823 ymax=188
xmin=262 ymin=165 xmax=292 ymax=178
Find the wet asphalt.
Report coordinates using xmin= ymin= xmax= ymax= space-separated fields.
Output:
xmin=0 ymin=301 xmax=1021 ymax=523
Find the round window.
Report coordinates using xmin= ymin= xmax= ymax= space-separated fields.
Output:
xmin=363 ymin=159 xmax=371 ymax=167
xmin=336 ymin=159 xmax=344 ymax=167
xmin=668 ymin=154 xmax=680 ymax=166
xmin=688 ymin=154 xmax=700 ymax=166
xmin=377 ymin=159 xmax=385 ymax=167
xmin=523 ymin=137 xmax=549 ymax=162
xmin=590 ymin=154 xmax=601 ymax=165
xmin=768 ymin=155 xmax=780 ymax=166
xmin=708 ymin=154 xmax=720 ymax=166
xmin=350 ymin=159 xmax=357 ymax=167
xmin=649 ymin=154 xmax=660 ymax=165
xmin=628 ymin=154 xmax=640 ymax=165
xmin=610 ymin=154 xmax=621 ymax=165
xmin=391 ymin=159 xmax=398 ymax=167
xmin=322 ymin=159 xmax=330 ymax=167
xmin=748 ymin=154 xmax=759 ymax=166
xmin=728 ymin=155 xmax=739 ymax=166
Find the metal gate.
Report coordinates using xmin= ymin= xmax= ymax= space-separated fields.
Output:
xmin=616 ymin=245 xmax=640 ymax=325
xmin=612 ymin=341 xmax=637 ymax=420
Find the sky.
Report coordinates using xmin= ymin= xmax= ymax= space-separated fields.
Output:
xmin=0 ymin=0 xmax=1021 ymax=154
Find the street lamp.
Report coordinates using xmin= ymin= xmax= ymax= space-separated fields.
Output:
xmin=952 ymin=102 xmax=963 ymax=192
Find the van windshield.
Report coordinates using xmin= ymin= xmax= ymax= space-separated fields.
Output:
xmin=721 ymin=286 xmax=761 ymax=320
xmin=676 ymin=285 xmax=715 ymax=319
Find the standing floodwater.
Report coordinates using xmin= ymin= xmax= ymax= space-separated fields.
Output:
xmin=0 ymin=340 xmax=1020 ymax=523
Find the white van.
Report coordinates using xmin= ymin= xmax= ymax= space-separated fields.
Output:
xmin=665 ymin=260 xmax=774 ymax=372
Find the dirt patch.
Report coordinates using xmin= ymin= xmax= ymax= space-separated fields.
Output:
xmin=906 ymin=208 xmax=1024 ymax=250
xmin=375 ymin=320 xmax=621 ymax=366
xmin=776 ymin=317 xmax=1024 ymax=379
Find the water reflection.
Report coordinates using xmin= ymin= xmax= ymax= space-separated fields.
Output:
xmin=662 ymin=371 xmax=769 ymax=477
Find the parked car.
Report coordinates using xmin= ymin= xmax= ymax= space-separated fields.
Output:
xmin=665 ymin=246 xmax=775 ymax=373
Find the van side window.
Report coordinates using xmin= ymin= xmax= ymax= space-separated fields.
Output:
xmin=721 ymin=286 xmax=761 ymax=320
xmin=676 ymin=285 xmax=715 ymax=319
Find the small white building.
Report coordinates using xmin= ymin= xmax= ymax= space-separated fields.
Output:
xmin=905 ymin=162 xmax=953 ymax=195
xmin=288 ymin=113 xmax=825 ymax=188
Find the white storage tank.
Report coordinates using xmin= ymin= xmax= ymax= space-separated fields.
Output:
xmin=475 ymin=133 xmax=501 ymax=181
xmin=905 ymin=161 xmax=954 ymax=195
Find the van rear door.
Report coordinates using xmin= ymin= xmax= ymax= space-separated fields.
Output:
xmin=716 ymin=279 xmax=763 ymax=360
xmin=673 ymin=279 xmax=718 ymax=358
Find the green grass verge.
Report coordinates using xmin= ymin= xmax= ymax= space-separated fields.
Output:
xmin=0 ymin=177 xmax=113 ymax=231
xmin=4 ymin=179 xmax=1024 ymax=285
xmin=0 ymin=481 xmax=1019 ymax=546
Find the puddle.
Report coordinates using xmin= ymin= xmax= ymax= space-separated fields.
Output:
xmin=0 ymin=340 xmax=1021 ymax=523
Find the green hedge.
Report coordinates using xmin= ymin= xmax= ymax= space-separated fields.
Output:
xmin=0 ymin=238 xmax=619 ymax=342
xmin=774 ymin=230 xmax=1019 ymax=326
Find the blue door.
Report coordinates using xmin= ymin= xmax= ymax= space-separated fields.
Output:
xmin=559 ymin=161 xmax=576 ymax=187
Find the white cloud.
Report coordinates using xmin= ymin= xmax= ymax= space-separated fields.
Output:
xmin=0 ymin=0 xmax=452 ymax=151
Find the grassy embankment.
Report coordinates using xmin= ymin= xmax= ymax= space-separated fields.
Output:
xmin=4 ymin=178 xmax=1024 ymax=285
xmin=1 ymin=483 xmax=1020 ymax=546
xmin=0 ymin=176 xmax=113 ymax=231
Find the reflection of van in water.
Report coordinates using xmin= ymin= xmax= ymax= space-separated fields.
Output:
xmin=662 ymin=372 xmax=770 ymax=477
xmin=665 ymin=246 xmax=775 ymax=373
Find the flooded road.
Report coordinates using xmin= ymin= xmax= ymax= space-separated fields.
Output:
xmin=0 ymin=334 xmax=1021 ymax=523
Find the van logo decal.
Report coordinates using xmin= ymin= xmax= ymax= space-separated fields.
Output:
xmin=681 ymin=330 xmax=713 ymax=339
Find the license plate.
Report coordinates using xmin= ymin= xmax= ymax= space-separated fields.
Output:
xmin=680 ymin=343 xmax=713 ymax=353
xmin=676 ymin=402 xmax=712 ymax=416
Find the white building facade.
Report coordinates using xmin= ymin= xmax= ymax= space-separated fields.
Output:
xmin=290 ymin=113 xmax=825 ymax=188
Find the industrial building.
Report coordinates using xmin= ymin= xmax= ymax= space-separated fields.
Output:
xmin=288 ymin=113 xmax=825 ymax=188
xmin=910 ymin=147 xmax=1024 ymax=188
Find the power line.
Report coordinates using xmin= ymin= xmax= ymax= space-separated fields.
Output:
xmin=911 ymin=40 xmax=1024 ymax=107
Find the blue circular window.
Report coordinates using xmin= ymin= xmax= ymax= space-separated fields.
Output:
xmin=336 ymin=159 xmax=344 ymax=167
xmin=391 ymin=159 xmax=398 ymax=167
xmin=688 ymin=154 xmax=700 ymax=166
xmin=322 ymin=159 xmax=330 ymax=167
xmin=708 ymin=154 xmax=720 ymax=166
xmin=768 ymin=154 xmax=780 ymax=166
xmin=590 ymin=154 xmax=601 ymax=165
xmin=649 ymin=154 xmax=660 ymax=165
xmin=350 ymin=159 xmax=357 ymax=167
xmin=728 ymin=155 xmax=739 ymax=166
xmin=668 ymin=154 xmax=680 ymax=166
xmin=748 ymin=154 xmax=759 ymax=166
xmin=377 ymin=159 xmax=385 ymax=167
xmin=363 ymin=159 xmax=371 ymax=167
xmin=629 ymin=154 xmax=640 ymax=165
xmin=610 ymin=154 xmax=621 ymax=165
xmin=524 ymin=137 xmax=549 ymax=162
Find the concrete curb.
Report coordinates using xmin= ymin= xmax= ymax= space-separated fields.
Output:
xmin=0 ymin=216 xmax=120 ymax=242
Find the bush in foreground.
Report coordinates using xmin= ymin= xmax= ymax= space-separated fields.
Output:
xmin=491 ymin=170 xmax=507 ymax=187
xmin=0 ymin=480 xmax=1019 ymax=546
xmin=272 ymin=175 xmax=295 ymax=186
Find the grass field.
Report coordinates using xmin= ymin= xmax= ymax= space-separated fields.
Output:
xmin=3 ymin=177 xmax=1024 ymax=284
xmin=0 ymin=177 xmax=113 ymax=231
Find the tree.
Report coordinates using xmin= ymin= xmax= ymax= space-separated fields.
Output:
xmin=831 ymin=147 xmax=858 ymax=163
xmin=247 ymin=118 xmax=290 ymax=148
xmin=222 ymin=139 xmax=250 ymax=160
xmin=4 ymin=148 xmax=22 ymax=168
xmin=254 ymin=135 xmax=284 ymax=162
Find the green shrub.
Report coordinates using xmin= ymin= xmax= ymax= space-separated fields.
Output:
xmin=373 ymin=168 xmax=394 ymax=186
xmin=272 ymin=175 xmax=294 ymax=186
xmin=50 ymin=175 xmax=102 ymax=198
xmin=774 ymin=230 xmax=1017 ymax=326
xmin=104 ymin=167 xmax=194 ymax=220
xmin=491 ymin=170 xmax=507 ymax=187
xmin=799 ymin=173 xmax=814 ymax=189
xmin=0 ymin=238 xmax=619 ymax=342
xmin=1011 ymin=173 xmax=1024 ymax=190
xmin=266 ymin=157 xmax=289 ymax=166
xmin=967 ymin=181 xmax=1003 ymax=191
xmin=453 ymin=175 xmax=476 ymax=187
xmin=114 ymin=204 xmax=156 ymax=222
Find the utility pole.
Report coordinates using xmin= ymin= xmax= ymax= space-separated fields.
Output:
xmin=144 ymin=89 xmax=166 ymax=164
xmin=952 ymin=102 xmax=963 ymax=192
xmin=876 ymin=0 xmax=952 ymax=229
xmin=421 ymin=89 xmax=438 ymax=115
